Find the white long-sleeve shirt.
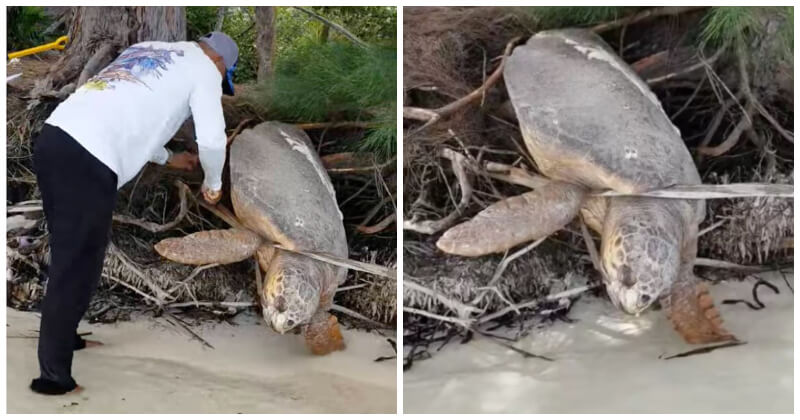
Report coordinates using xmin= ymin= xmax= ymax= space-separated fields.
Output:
xmin=46 ymin=41 xmax=226 ymax=190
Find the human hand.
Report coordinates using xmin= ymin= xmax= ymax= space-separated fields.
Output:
xmin=202 ymin=184 xmax=222 ymax=204
xmin=166 ymin=152 xmax=199 ymax=171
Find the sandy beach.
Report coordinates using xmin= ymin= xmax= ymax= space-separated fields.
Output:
xmin=404 ymin=273 xmax=793 ymax=414
xmin=7 ymin=309 xmax=396 ymax=413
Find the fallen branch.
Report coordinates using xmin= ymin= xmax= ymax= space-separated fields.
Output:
xmin=695 ymin=258 xmax=790 ymax=273
xmin=112 ymin=181 xmax=190 ymax=232
xmin=404 ymin=148 xmax=472 ymax=234
xmin=331 ymin=304 xmax=390 ymax=328
xmin=697 ymin=100 xmax=756 ymax=156
xmin=403 ymin=37 xmax=521 ymax=131
xmin=292 ymin=7 xmax=368 ymax=48
xmin=596 ymin=183 xmax=793 ymax=199
xmin=226 ymin=118 xmax=253 ymax=145
xmin=646 ymin=45 xmax=726 ymax=85
xmin=296 ymin=121 xmax=381 ymax=130
xmin=357 ymin=212 xmax=396 ymax=234
xmin=591 ymin=6 xmax=708 ymax=33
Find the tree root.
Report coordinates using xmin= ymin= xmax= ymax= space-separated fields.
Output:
xmin=403 ymin=37 xmax=521 ymax=133
xmin=112 ymin=181 xmax=190 ymax=232
xmin=404 ymin=148 xmax=472 ymax=234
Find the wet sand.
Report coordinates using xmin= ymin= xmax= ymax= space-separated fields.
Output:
xmin=404 ymin=272 xmax=793 ymax=413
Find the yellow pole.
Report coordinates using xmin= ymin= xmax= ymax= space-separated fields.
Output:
xmin=8 ymin=36 xmax=69 ymax=60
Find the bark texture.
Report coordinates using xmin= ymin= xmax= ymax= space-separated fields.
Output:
xmin=255 ymin=6 xmax=276 ymax=83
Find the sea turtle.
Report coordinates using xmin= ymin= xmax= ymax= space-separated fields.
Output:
xmin=155 ymin=122 xmax=348 ymax=355
xmin=437 ymin=29 xmax=735 ymax=344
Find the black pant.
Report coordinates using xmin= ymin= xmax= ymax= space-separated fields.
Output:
xmin=33 ymin=124 xmax=118 ymax=389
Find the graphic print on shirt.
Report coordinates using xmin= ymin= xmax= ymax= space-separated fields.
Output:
xmin=82 ymin=45 xmax=184 ymax=92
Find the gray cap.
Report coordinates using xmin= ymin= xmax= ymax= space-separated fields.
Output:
xmin=199 ymin=31 xmax=239 ymax=95
xmin=199 ymin=31 xmax=238 ymax=70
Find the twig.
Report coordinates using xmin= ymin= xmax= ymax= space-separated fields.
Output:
xmin=580 ymin=219 xmax=605 ymax=276
xmin=166 ymin=263 xmax=221 ymax=296
xmin=403 ymin=37 xmax=521 ymax=131
xmin=479 ymin=284 xmax=600 ymax=324
xmin=292 ymin=7 xmax=368 ymax=48
xmin=403 ymin=148 xmax=472 ymax=234
xmin=102 ymin=273 xmax=164 ymax=306
xmin=695 ymin=258 xmax=788 ymax=273
xmin=697 ymin=101 xmax=755 ymax=156
xmin=331 ymin=304 xmax=390 ymax=328
xmin=296 ymin=121 xmax=381 ymax=130
xmin=591 ymin=6 xmax=708 ymax=33
xmin=226 ymin=118 xmax=253 ymax=145
xmin=163 ymin=312 xmax=215 ymax=349
xmin=107 ymin=242 xmax=174 ymax=302
xmin=357 ymin=212 xmax=396 ymax=234
xmin=403 ymin=307 xmax=472 ymax=328
xmin=112 ymin=181 xmax=190 ymax=232
xmin=404 ymin=278 xmax=481 ymax=319
xmin=167 ymin=301 xmax=255 ymax=309
xmin=596 ymin=183 xmax=793 ymax=199
xmin=647 ymin=45 xmax=726 ymax=85
xmin=472 ymin=238 xmax=547 ymax=308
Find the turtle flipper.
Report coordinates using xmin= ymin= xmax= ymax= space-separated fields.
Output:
xmin=304 ymin=313 xmax=345 ymax=355
xmin=437 ymin=181 xmax=585 ymax=256
xmin=662 ymin=277 xmax=737 ymax=344
xmin=155 ymin=229 xmax=262 ymax=265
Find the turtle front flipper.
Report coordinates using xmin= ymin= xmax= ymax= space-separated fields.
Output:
xmin=436 ymin=181 xmax=586 ymax=256
xmin=155 ymin=228 xmax=262 ymax=265
xmin=662 ymin=274 xmax=737 ymax=344
xmin=304 ymin=312 xmax=346 ymax=356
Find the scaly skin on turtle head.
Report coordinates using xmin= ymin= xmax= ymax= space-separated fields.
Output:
xmin=600 ymin=198 xmax=683 ymax=315
xmin=261 ymin=251 xmax=323 ymax=334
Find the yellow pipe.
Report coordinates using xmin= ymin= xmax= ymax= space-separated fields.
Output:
xmin=8 ymin=36 xmax=69 ymax=60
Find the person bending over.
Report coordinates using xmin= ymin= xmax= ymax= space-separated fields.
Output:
xmin=30 ymin=31 xmax=239 ymax=395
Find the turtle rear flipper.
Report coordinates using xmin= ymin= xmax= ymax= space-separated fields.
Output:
xmin=155 ymin=229 xmax=262 ymax=265
xmin=663 ymin=278 xmax=738 ymax=344
xmin=436 ymin=181 xmax=585 ymax=256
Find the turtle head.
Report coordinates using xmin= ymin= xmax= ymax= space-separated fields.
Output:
xmin=261 ymin=253 xmax=322 ymax=334
xmin=601 ymin=204 xmax=682 ymax=315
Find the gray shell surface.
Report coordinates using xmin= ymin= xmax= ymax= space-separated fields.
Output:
xmin=504 ymin=29 xmax=701 ymax=193
xmin=230 ymin=122 xmax=348 ymax=259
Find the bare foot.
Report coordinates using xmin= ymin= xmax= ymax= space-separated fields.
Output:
xmin=83 ymin=340 xmax=103 ymax=348
xmin=66 ymin=385 xmax=84 ymax=395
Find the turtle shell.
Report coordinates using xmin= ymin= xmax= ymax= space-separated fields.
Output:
xmin=504 ymin=29 xmax=701 ymax=193
xmin=229 ymin=122 xmax=348 ymax=260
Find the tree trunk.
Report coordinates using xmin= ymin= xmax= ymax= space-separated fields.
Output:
xmin=255 ymin=6 xmax=277 ymax=84
xmin=214 ymin=6 xmax=226 ymax=32
xmin=319 ymin=25 xmax=330 ymax=43
xmin=36 ymin=6 xmax=186 ymax=97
